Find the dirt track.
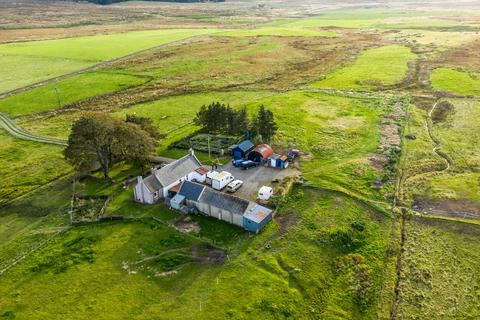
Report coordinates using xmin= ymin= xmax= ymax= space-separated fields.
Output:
xmin=0 ymin=113 xmax=67 ymax=146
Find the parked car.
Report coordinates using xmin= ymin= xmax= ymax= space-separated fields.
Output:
xmin=240 ymin=160 xmax=257 ymax=170
xmin=232 ymin=159 xmax=244 ymax=167
xmin=227 ymin=180 xmax=243 ymax=193
xmin=258 ymin=186 xmax=273 ymax=200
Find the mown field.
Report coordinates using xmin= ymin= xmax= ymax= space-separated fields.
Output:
xmin=1 ymin=5 xmax=480 ymax=319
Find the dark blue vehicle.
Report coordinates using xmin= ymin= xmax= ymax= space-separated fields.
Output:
xmin=240 ymin=160 xmax=257 ymax=170
xmin=232 ymin=159 xmax=244 ymax=167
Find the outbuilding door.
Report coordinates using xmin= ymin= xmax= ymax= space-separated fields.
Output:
xmin=234 ymin=150 xmax=242 ymax=159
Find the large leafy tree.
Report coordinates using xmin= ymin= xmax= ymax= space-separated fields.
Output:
xmin=64 ymin=113 xmax=157 ymax=180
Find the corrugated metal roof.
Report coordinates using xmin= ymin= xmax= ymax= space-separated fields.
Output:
xmin=195 ymin=166 xmax=210 ymax=175
xmin=179 ymin=181 xmax=205 ymax=201
xmin=154 ymin=153 xmax=201 ymax=187
xmin=269 ymin=153 xmax=281 ymax=160
xmin=244 ymin=204 xmax=273 ymax=223
xmin=250 ymin=144 xmax=274 ymax=160
xmin=169 ymin=183 xmax=181 ymax=193
xmin=237 ymin=140 xmax=254 ymax=152
xmin=199 ymin=188 xmax=250 ymax=216
xmin=143 ymin=175 xmax=162 ymax=193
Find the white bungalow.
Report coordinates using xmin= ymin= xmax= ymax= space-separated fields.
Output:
xmin=134 ymin=149 xmax=202 ymax=204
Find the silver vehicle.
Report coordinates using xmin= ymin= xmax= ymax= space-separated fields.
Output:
xmin=227 ymin=180 xmax=243 ymax=193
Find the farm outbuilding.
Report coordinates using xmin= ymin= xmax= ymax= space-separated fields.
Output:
xmin=192 ymin=188 xmax=250 ymax=227
xmin=248 ymin=144 xmax=274 ymax=163
xmin=243 ymin=204 xmax=273 ymax=233
xmin=269 ymin=154 xmax=289 ymax=169
xmin=230 ymin=140 xmax=255 ymax=159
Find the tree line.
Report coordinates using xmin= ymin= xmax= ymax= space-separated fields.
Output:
xmin=194 ymin=102 xmax=278 ymax=142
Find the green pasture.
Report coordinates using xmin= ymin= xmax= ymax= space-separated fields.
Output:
xmin=310 ymin=45 xmax=416 ymax=90
xmin=115 ymin=90 xmax=276 ymax=151
xmin=402 ymin=99 xmax=480 ymax=205
xmin=0 ymin=72 xmax=147 ymax=116
xmin=0 ymin=132 xmax=71 ymax=205
xmin=396 ymin=218 xmax=480 ymax=318
xmin=0 ymin=28 xmax=218 ymax=94
xmin=0 ymin=186 xmax=395 ymax=319
xmin=431 ymin=68 xmax=480 ymax=96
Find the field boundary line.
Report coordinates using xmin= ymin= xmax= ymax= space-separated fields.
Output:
xmin=0 ymin=228 xmax=69 ymax=277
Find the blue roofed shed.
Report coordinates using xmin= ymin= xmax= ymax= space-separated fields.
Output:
xmin=230 ymin=140 xmax=255 ymax=159
xmin=243 ymin=204 xmax=273 ymax=233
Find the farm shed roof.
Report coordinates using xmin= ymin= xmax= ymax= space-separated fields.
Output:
xmin=251 ymin=144 xmax=274 ymax=160
xmin=199 ymin=188 xmax=250 ymax=216
xmin=143 ymin=175 xmax=162 ymax=193
xmin=237 ymin=140 xmax=254 ymax=152
xmin=169 ymin=183 xmax=181 ymax=193
xmin=244 ymin=205 xmax=273 ymax=223
xmin=179 ymin=181 xmax=205 ymax=201
xmin=195 ymin=166 xmax=210 ymax=175
xmin=154 ymin=151 xmax=201 ymax=187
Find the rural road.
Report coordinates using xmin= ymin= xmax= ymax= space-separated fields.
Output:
xmin=0 ymin=113 xmax=67 ymax=146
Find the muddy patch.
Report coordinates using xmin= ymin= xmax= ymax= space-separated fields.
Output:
xmin=413 ymin=197 xmax=480 ymax=219
xmin=412 ymin=95 xmax=437 ymax=112
xmin=191 ymin=243 xmax=227 ymax=265
xmin=174 ymin=216 xmax=201 ymax=234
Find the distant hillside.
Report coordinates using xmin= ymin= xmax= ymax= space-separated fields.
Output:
xmin=85 ymin=0 xmax=225 ymax=4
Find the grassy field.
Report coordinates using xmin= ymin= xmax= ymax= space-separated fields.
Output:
xmin=0 ymin=132 xmax=71 ymax=205
xmin=0 ymin=28 xmax=218 ymax=94
xmin=2 ymin=6 xmax=480 ymax=319
xmin=0 ymin=71 xmax=148 ymax=116
xmin=401 ymin=98 xmax=480 ymax=208
xmin=0 ymin=186 xmax=396 ymax=319
xmin=310 ymin=45 xmax=416 ymax=90
xmin=269 ymin=9 xmax=475 ymax=30
xmin=396 ymin=217 xmax=480 ymax=319
xmin=431 ymin=67 xmax=480 ymax=96
xmin=215 ymin=27 xmax=337 ymax=37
